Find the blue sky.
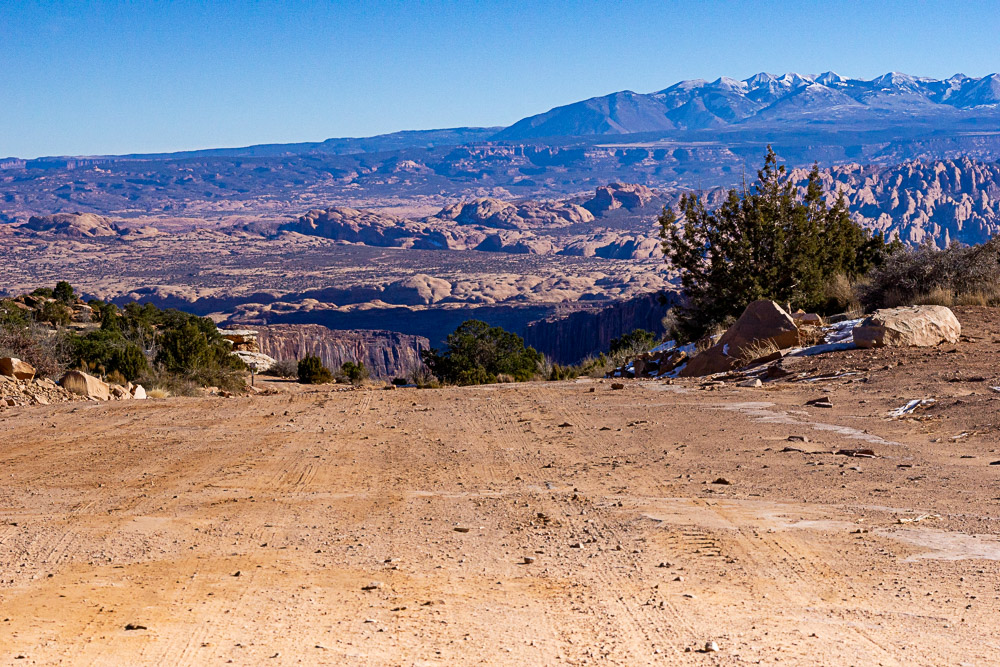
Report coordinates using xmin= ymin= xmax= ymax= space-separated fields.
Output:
xmin=2 ymin=0 xmax=998 ymax=157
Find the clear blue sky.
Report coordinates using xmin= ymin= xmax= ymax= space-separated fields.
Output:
xmin=2 ymin=0 xmax=998 ymax=158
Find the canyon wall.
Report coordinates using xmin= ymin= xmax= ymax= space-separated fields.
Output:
xmin=523 ymin=292 xmax=679 ymax=364
xmin=253 ymin=325 xmax=428 ymax=380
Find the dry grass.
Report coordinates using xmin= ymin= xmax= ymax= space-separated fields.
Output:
xmin=146 ymin=388 xmax=170 ymax=399
xmin=732 ymin=339 xmax=781 ymax=369
xmin=859 ymin=239 xmax=1000 ymax=310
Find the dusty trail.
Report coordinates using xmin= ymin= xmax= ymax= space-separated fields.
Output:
xmin=2 ymin=318 xmax=1000 ymax=665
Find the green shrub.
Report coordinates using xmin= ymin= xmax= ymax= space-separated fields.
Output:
xmin=609 ymin=329 xmax=657 ymax=357
xmin=156 ymin=318 xmax=246 ymax=391
xmin=659 ymin=147 xmax=892 ymax=341
xmin=421 ymin=320 xmax=543 ymax=385
xmin=36 ymin=301 xmax=72 ymax=326
xmin=297 ymin=354 xmax=333 ymax=384
xmin=1 ymin=300 xmax=30 ymax=329
xmin=53 ymin=281 xmax=76 ymax=305
xmin=339 ymin=361 xmax=369 ymax=385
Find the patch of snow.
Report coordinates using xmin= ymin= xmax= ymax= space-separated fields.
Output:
xmin=662 ymin=362 xmax=687 ymax=379
xmin=889 ymin=399 xmax=936 ymax=418
xmin=650 ymin=340 xmax=676 ymax=354
xmin=789 ymin=341 xmax=857 ymax=357
xmin=823 ymin=318 xmax=864 ymax=344
xmin=722 ymin=343 xmax=730 ymax=356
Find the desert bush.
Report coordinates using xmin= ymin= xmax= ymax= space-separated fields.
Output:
xmin=407 ymin=363 xmax=438 ymax=388
xmin=65 ymin=329 xmax=149 ymax=381
xmin=609 ymin=329 xmax=657 ymax=358
xmin=660 ymin=147 xmax=892 ymax=341
xmin=339 ymin=361 xmax=369 ymax=385
xmin=36 ymin=300 xmax=72 ymax=326
xmin=1 ymin=300 xmax=30 ymax=328
xmin=0 ymin=320 xmax=70 ymax=378
xmin=858 ymin=238 xmax=1000 ymax=310
xmin=297 ymin=354 xmax=333 ymax=384
xmin=155 ymin=318 xmax=246 ymax=392
xmin=822 ymin=273 xmax=860 ymax=314
xmin=139 ymin=366 xmax=200 ymax=397
xmin=53 ymin=281 xmax=76 ymax=305
xmin=106 ymin=369 xmax=128 ymax=386
xmin=421 ymin=320 xmax=542 ymax=386
xmin=391 ymin=377 xmax=409 ymax=386
xmin=265 ymin=358 xmax=299 ymax=377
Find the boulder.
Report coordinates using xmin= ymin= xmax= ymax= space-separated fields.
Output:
xmin=791 ymin=310 xmax=824 ymax=326
xmin=110 ymin=384 xmax=131 ymax=400
xmin=680 ymin=301 xmax=801 ymax=377
xmin=131 ymin=384 xmax=147 ymax=400
xmin=0 ymin=357 xmax=36 ymax=381
xmin=60 ymin=371 xmax=110 ymax=401
xmin=853 ymin=305 xmax=961 ymax=348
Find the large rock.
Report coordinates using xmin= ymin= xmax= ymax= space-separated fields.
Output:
xmin=853 ymin=305 xmax=961 ymax=348
xmin=23 ymin=212 xmax=122 ymax=238
xmin=60 ymin=371 xmax=110 ymax=401
xmin=0 ymin=357 xmax=36 ymax=381
xmin=220 ymin=328 xmax=261 ymax=352
xmin=680 ymin=301 xmax=801 ymax=377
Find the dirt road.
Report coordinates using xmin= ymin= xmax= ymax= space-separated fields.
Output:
xmin=2 ymin=315 xmax=1000 ymax=664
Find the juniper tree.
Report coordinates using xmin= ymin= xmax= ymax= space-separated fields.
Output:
xmin=659 ymin=147 xmax=887 ymax=341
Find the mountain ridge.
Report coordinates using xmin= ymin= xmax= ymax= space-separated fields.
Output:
xmin=7 ymin=72 xmax=1000 ymax=163
xmin=496 ymin=71 xmax=1000 ymax=140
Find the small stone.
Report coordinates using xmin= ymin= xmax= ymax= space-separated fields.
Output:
xmin=806 ymin=397 xmax=833 ymax=408
xmin=361 ymin=581 xmax=383 ymax=591
xmin=522 ymin=556 xmax=535 ymax=564
xmin=453 ymin=527 xmax=471 ymax=533
xmin=705 ymin=640 xmax=719 ymax=652
xmin=711 ymin=477 xmax=732 ymax=485
xmin=738 ymin=378 xmax=762 ymax=388
xmin=611 ymin=383 xmax=625 ymax=390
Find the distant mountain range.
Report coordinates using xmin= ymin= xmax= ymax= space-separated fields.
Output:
xmin=4 ymin=72 xmax=998 ymax=165
xmin=496 ymin=72 xmax=1000 ymax=139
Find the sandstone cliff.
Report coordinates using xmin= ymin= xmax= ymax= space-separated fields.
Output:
xmin=523 ymin=292 xmax=679 ymax=364
xmin=252 ymin=324 xmax=428 ymax=379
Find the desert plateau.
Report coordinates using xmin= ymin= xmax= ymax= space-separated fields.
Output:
xmin=5 ymin=3 xmax=1000 ymax=665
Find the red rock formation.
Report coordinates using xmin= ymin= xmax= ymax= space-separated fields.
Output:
xmin=252 ymin=324 xmax=429 ymax=379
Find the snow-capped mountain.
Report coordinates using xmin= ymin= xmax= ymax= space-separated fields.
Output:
xmin=495 ymin=72 xmax=1000 ymax=140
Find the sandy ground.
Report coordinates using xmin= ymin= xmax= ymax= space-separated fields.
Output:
xmin=2 ymin=309 xmax=1000 ymax=665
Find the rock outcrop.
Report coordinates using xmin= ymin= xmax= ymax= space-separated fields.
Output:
xmin=432 ymin=198 xmax=594 ymax=229
xmin=252 ymin=325 xmax=429 ymax=379
xmin=853 ymin=305 xmax=961 ymax=348
xmin=1 ymin=375 xmax=82 ymax=407
xmin=681 ymin=301 xmax=801 ymax=377
xmin=583 ymin=183 xmax=657 ymax=215
xmin=23 ymin=213 xmax=122 ymax=238
xmin=60 ymin=371 xmax=111 ymax=401
xmin=0 ymin=357 xmax=35 ymax=381
xmin=220 ymin=329 xmax=261 ymax=352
